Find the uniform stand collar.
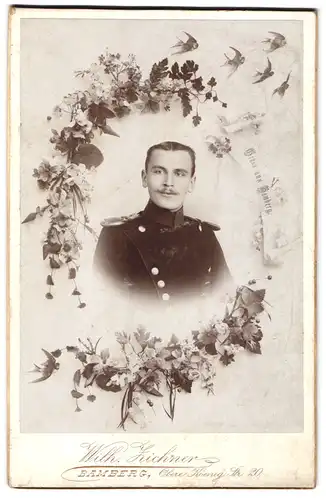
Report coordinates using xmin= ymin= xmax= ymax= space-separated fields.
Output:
xmin=143 ymin=200 xmax=184 ymax=229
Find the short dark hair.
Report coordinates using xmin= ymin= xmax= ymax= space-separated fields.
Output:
xmin=145 ymin=141 xmax=196 ymax=176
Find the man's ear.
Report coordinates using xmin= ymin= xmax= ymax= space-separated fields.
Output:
xmin=141 ymin=169 xmax=148 ymax=188
xmin=188 ymin=174 xmax=196 ymax=193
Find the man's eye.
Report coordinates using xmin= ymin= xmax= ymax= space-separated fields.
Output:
xmin=175 ymin=171 xmax=186 ymax=177
xmin=152 ymin=168 xmax=163 ymax=174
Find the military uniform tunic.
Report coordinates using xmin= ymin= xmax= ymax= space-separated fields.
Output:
xmin=93 ymin=200 xmax=232 ymax=303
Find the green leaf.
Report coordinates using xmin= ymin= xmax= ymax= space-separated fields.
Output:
xmin=22 ymin=212 xmax=37 ymax=224
xmin=71 ymin=389 xmax=84 ymax=399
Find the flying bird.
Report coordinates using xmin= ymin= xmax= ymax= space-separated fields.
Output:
xmin=221 ymin=47 xmax=245 ymax=77
xmin=171 ymin=31 xmax=199 ymax=55
xmin=262 ymin=31 xmax=287 ymax=52
xmin=272 ymin=72 xmax=291 ymax=97
xmin=29 ymin=349 xmax=60 ymax=383
xmin=253 ymin=58 xmax=274 ymax=84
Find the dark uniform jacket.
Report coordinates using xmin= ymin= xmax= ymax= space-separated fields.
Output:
xmin=93 ymin=200 xmax=232 ymax=303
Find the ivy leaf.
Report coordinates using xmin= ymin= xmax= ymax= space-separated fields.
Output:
xmin=171 ymin=370 xmax=192 ymax=393
xmin=101 ymin=124 xmax=120 ymax=137
xmin=71 ymin=389 xmax=84 ymax=399
xmin=72 ymin=288 xmax=81 ymax=296
xmin=68 ymin=268 xmax=76 ymax=279
xmin=49 ymin=257 xmax=60 ymax=269
xmin=205 ymin=91 xmax=212 ymax=100
xmin=71 ymin=144 xmax=104 ymax=169
xmin=143 ymin=98 xmax=160 ymax=114
xmin=207 ymin=77 xmax=217 ymax=87
xmin=45 ymin=292 xmax=53 ymax=300
xmin=87 ymin=394 xmax=96 ymax=402
xmin=46 ymin=274 xmax=54 ymax=286
xmin=213 ymin=95 xmax=218 ymax=102
xmin=246 ymin=341 xmax=262 ymax=355
xmin=78 ymin=302 xmax=87 ymax=309
xmin=73 ymin=369 xmax=81 ymax=387
xmin=113 ymin=105 xmax=131 ymax=118
xmin=178 ymin=88 xmax=192 ymax=117
xmin=192 ymin=114 xmax=202 ymax=127
xmin=51 ymin=349 xmax=62 ymax=358
xmin=205 ymin=343 xmax=218 ymax=355
xmin=88 ymin=102 xmax=115 ymax=125
xmin=22 ymin=212 xmax=37 ymax=224
xmin=192 ymin=77 xmax=205 ymax=92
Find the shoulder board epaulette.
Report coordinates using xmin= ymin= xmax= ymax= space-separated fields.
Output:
xmin=203 ymin=220 xmax=221 ymax=231
xmin=188 ymin=216 xmax=220 ymax=231
xmin=100 ymin=212 xmax=141 ymax=227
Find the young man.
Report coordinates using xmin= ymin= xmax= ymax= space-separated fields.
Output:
xmin=93 ymin=141 xmax=231 ymax=303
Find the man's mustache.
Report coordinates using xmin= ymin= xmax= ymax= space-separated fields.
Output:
xmin=157 ymin=189 xmax=179 ymax=195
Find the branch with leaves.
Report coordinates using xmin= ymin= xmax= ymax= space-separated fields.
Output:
xmin=30 ymin=279 xmax=272 ymax=429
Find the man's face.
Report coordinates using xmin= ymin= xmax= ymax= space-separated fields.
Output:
xmin=141 ymin=149 xmax=196 ymax=211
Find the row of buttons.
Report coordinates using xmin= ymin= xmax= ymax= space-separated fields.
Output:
xmin=151 ymin=266 xmax=169 ymax=300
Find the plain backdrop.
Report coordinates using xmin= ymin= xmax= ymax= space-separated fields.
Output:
xmin=2 ymin=0 xmax=325 ymax=497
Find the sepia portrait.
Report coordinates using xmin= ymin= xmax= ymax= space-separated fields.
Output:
xmin=8 ymin=7 xmax=316 ymax=488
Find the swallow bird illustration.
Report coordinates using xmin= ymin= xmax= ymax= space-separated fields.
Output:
xmin=253 ymin=58 xmax=274 ymax=84
xmin=272 ymin=72 xmax=291 ymax=97
xmin=29 ymin=348 xmax=60 ymax=383
xmin=221 ymin=47 xmax=245 ymax=77
xmin=171 ymin=31 xmax=199 ymax=54
xmin=262 ymin=31 xmax=287 ymax=52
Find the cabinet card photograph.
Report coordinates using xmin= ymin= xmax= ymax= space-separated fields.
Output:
xmin=8 ymin=7 xmax=316 ymax=488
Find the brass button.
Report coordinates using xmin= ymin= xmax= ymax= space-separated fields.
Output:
xmin=162 ymin=293 xmax=170 ymax=301
xmin=138 ymin=225 xmax=146 ymax=232
xmin=151 ymin=267 xmax=159 ymax=275
xmin=157 ymin=280 xmax=165 ymax=288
